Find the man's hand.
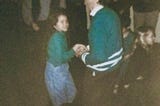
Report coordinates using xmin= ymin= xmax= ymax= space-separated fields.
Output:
xmin=72 ymin=44 xmax=88 ymax=57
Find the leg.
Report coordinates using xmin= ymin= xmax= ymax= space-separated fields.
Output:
xmin=86 ymin=6 xmax=91 ymax=29
xmin=134 ymin=11 xmax=145 ymax=30
xmin=45 ymin=63 xmax=76 ymax=106
xmin=155 ymin=13 xmax=160 ymax=43
xmin=113 ymin=62 xmax=128 ymax=94
xmin=130 ymin=6 xmax=134 ymax=31
xmin=81 ymin=69 xmax=119 ymax=106
xmin=145 ymin=11 xmax=159 ymax=29
xmin=22 ymin=0 xmax=33 ymax=25
xmin=38 ymin=0 xmax=51 ymax=21
xmin=59 ymin=0 xmax=67 ymax=9
xmin=22 ymin=0 xmax=39 ymax=31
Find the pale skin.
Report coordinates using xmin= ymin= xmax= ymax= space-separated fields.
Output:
xmin=84 ymin=0 xmax=99 ymax=11
xmin=53 ymin=14 xmax=88 ymax=57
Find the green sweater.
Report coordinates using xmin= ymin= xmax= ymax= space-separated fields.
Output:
xmin=81 ymin=7 xmax=123 ymax=71
xmin=123 ymin=30 xmax=136 ymax=55
xmin=47 ymin=31 xmax=75 ymax=66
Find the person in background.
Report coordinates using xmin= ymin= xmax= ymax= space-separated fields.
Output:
xmin=22 ymin=0 xmax=43 ymax=31
xmin=22 ymin=0 xmax=67 ymax=31
xmin=131 ymin=0 xmax=159 ymax=31
xmin=155 ymin=13 xmax=160 ymax=43
xmin=38 ymin=0 xmax=67 ymax=21
xmin=124 ymin=26 xmax=155 ymax=106
xmin=107 ymin=0 xmax=132 ymax=18
xmin=113 ymin=15 xmax=137 ymax=94
xmin=130 ymin=26 xmax=155 ymax=82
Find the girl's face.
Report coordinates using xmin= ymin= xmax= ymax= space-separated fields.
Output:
xmin=143 ymin=30 xmax=155 ymax=45
xmin=54 ymin=15 xmax=69 ymax=32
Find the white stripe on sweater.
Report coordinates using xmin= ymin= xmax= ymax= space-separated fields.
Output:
xmin=92 ymin=48 xmax=123 ymax=67
xmin=108 ymin=48 xmax=123 ymax=59
xmin=81 ymin=52 xmax=89 ymax=64
xmin=86 ymin=55 xmax=122 ymax=71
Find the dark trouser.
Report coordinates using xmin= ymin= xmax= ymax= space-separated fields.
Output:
xmin=134 ymin=10 xmax=159 ymax=30
xmin=81 ymin=68 xmax=119 ymax=106
xmin=116 ymin=59 xmax=130 ymax=85
xmin=124 ymin=80 xmax=150 ymax=106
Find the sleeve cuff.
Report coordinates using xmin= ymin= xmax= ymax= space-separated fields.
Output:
xmin=81 ymin=52 xmax=89 ymax=64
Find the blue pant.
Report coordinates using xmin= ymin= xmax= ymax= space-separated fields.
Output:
xmin=44 ymin=62 xmax=77 ymax=106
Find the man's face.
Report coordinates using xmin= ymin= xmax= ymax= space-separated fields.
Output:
xmin=144 ymin=30 xmax=155 ymax=45
xmin=84 ymin=0 xmax=99 ymax=11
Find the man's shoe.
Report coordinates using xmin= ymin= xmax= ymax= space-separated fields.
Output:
xmin=32 ymin=22 xmax=40 ymax=31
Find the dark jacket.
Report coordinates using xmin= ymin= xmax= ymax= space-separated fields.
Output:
xmin=131 ymin=0 xmax=159 ymax=12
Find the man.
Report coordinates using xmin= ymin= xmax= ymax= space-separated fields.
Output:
xmin=80 ymin=0 xmax=123 ymax=105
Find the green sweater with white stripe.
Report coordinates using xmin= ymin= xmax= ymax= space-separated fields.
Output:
xmin=81 ymin=7 xmax=123 ymax=71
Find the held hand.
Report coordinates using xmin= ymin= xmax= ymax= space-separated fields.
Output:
xmin=72 ymin=44 xmax=84 ymax=52
xmin=72 ymin=44 xmax=88 ymax=57
xmin=76 ymin=46 xmax=88 ymax=57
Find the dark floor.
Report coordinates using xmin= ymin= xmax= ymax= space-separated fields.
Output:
xmin=1 ymin=2 xmax=160 ymax=106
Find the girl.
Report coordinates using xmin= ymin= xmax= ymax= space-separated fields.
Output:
xmin=44 ymin=9 xmax=86 ymax=106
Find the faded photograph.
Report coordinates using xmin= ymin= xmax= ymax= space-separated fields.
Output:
xmin=0 ymin=0 xmax=160 ymax=106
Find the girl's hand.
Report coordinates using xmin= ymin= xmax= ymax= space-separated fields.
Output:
xmin=72 ymin=44 xmax=87 ymax=57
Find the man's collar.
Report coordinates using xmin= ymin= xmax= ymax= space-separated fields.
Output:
xmin=90 ymin=4 xmax=104 ymax=16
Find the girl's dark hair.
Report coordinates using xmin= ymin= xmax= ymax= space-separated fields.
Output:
xmin=49 ymin=8 xmax=68 ymax=26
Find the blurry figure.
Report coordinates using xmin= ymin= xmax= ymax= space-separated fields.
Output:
xmin=85 ymin=5 xmax=91 ymax=29
xmin=38 ymin=0 xmax=67 ymax=21
xmin=124 ymin=26 xmax=155 ymax=106
xmin=22 ymin=0 xmax=67 ymax=31
xmin=38 ymin=0 xmax=51 ymax=21
xmin=113 ymin=15 xmax=137 ymax=94
xmin=22 ymin=0 xmax=41 ymax=31
xmin=155 ymin=13 xmax=160 ymax=43
xmin=59 ymin=0 xmax=67 ymax=9
xmin=131 ymin=0 xmax=159 ymax=31
xmin=107 ymin=0 xmax=132 ymax=17
xmin=128 ymin=26 xmax=155 ymax=84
